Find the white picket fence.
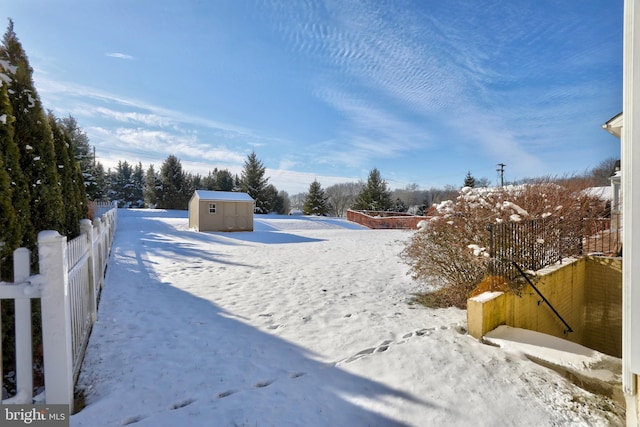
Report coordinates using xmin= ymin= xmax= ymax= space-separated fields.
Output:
xmin=0 ymin=202 xmax=117 ymax=412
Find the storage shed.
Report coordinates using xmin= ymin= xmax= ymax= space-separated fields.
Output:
xmin=188 ymin=190 xmax=255 ymax=232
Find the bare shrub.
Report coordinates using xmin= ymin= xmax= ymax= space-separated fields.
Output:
xmin=402 ymin=178 xmax=609 ymax=309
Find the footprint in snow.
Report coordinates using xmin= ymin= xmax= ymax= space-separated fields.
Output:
xmin=170 ymin=398 xmax=196 ymax=410
xmin=254 ymin=379 xmax=275 ymax=388
xmin=344 ymin=328 xmax=442 ymax=364
xmin=344 ymin=347 xmax=376 ymax=363
xmin=121 ymin=415 xmax=145 ymax=425
xmin=217 ymin=390 xmax=238 ymax=399
xmin=375 ymin=340 xmax=392 ymax=352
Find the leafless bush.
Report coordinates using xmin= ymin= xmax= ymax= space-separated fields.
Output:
xmin=402 ymin=178 xmax=609 ymax=309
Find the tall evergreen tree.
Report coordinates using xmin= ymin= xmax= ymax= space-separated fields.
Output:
xmin=49 ymin=113 xmax=82 ymax=237
xmin=1 ymin=20 xmax=64 ymax=236
xmin=67 ymin=128 xmax=89 ymax=220
xmin=131 ymin=162 xmax=145 ymax=207
xmin=463 ymin=171 xmax=476 ymax=188
xmin=200 ymin=170 xmax=217 ymax=190
xmin=303 ymin=180 xmax=329 ymax=216
xmin=240 ymin=151 xmax=270 ymax=213
xmin=109 ymin=160 xmax=132 ymax=206
xmin=0 ymin=156 xmax=16 ymax=279
xmin=92 ymin=162 xmax=108 ymax=201
xmin=262 ymin=183 xmax=277 ymax=214
xmin=391 ymin=197 xmax=408 ymax=213
xmin=201 ymin=168 xmax=235 ymax=191
xmin=0 ymin=76 xmax=30 ymax=268
xmin=61 ymin=115 xmax=99 ymax=200
xmin=191 ymin=173 xmax=203 ymax=191
xmin=352 ymin=168 xmax=392 ymax=211
xmin=144 ymin=164 xmax=160 ymax=207
xmin=182 ymin=172 xmax=196 ymax=201
xmin=276 ymin=190 xmax=290 ymax=215
xmin=157 ymin=154 xmax=189 ymax=209
xmin=217 ymin=169 xmax=235 ymax=191
xmin=108 ymin=160 xmax=143 ymax=207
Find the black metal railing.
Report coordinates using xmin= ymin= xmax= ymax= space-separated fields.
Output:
xmin=512 ymin=261 xmax=573 ymax=334
xmin=487 ymin=214 xmax=622 ymax=282
xmin=488 ymin=217 xmax=567 ymax=281
xmin=582 ymin=213 xmax=622 ymax=256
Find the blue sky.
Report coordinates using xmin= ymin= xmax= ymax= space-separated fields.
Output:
xmin=5 ymin=0 xmax=623 ymax=194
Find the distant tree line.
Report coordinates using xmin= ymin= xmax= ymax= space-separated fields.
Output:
xmin=293 ymin=168 xmax=461 ymax=218
xmin=97 ymin=151 xmax=291 ymax=214
xmin=85 ymin=154 xmax=621 ymax=222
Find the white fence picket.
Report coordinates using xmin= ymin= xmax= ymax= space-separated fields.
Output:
xmin=0 ymin=248 xmax=35 ymax=404
xmin=0 ymin=202 xmax=117 ymax=412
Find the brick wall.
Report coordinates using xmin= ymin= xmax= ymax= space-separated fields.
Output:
xmin=346 ymin=209 xmax=428 ymax=230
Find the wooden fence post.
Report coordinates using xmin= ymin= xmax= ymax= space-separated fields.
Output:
xmin=13 ymin=248 xmax=32 ymax=403
xmin=38 ymin=230 xmax=74 ymax=412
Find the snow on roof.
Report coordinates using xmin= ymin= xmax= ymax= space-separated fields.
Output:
xmin=582 ymin=186 xmax=612 ymax=201
xmin=193 ymin=190 xmax=254 ymax=202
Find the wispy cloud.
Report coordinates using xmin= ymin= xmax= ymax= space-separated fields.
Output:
xmin=105 ymin=52 xmax=134 ymax=60
xmin=32 ymin=74 xmax=261 ymax=173
xmin=282 ymin=89 xmax=427 ymax=174
xmin=261 ymin=0 xmax=618 ymax=180
xmin=89 ymin=126 xmax=246 ymax=165
xmin=35 ymin=75 xmax=257 ymax=137
xmin=26 ymin=0 xmax=620 ymax=192
xmin=94 ymin=107 xmax=176 ymax=128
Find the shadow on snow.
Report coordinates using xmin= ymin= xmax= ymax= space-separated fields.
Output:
xmin=72 ymin=209 xmax=443 ymax=426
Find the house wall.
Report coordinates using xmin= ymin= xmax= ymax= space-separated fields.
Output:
xmin=623 ymin=3 xmax=640 ymax=418
xmin=584 ymin=257 xmax=623 ymax=358
xmin=468 ymin=256 xmax=622 ymax=358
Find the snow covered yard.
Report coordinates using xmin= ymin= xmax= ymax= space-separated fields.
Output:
xmin=71 ymin=209 xmax=623 ymax=426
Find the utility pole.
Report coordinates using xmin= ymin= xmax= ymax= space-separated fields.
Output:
xmin=496 ymin=163 xmax=506 ymax=187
